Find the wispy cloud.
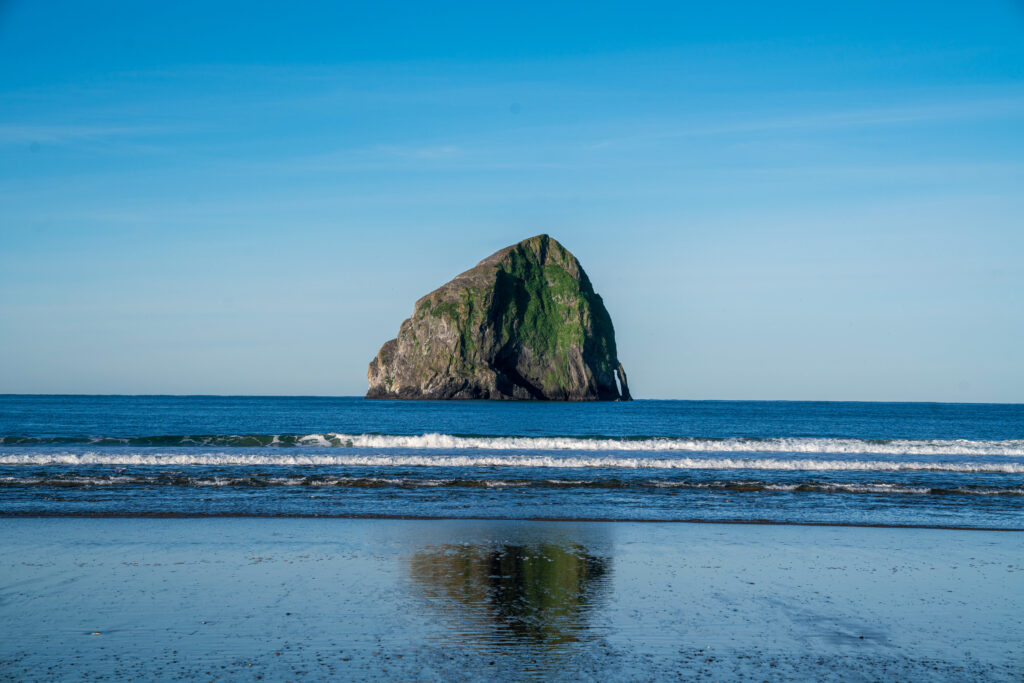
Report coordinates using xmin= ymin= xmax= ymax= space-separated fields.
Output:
xmin=0 ymin=124 xmax=167 ymax=146
xmin=584 ymin=96 xmax=1024 ymax=150
xmin=375 ymin=144 xmax=461 ymax=160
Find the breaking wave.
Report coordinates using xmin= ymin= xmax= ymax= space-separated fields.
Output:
xmin=2 ymin=433 xmax=1024 ymax=456
xmin=2 ymin=451 xmax=1023 ymax=472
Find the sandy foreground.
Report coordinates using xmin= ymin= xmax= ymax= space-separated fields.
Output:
xmin=1 ymin=518 xmax=1021 ymax=681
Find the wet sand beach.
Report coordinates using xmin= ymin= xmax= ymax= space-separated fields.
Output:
xmin=1 ymin=518 xmax=1022 ymax=681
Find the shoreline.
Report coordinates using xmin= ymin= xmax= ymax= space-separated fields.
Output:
xmin=2 ymin=512 xmax=1021 ymax=531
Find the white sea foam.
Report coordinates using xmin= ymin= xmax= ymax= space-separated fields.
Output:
xmin=6 ymin=433 xmax=1024 ymax=456
xmin=2 ymin=451 xmax=1023 ymax=473
xmin=309 ymin=433 xmax=1024 ymax=456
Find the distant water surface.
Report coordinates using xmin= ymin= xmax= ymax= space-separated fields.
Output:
xmin=1 ymin=396 xmax=1022 ymax=528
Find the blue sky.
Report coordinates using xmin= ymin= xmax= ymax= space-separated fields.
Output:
xmin=1 ymin=1 xmax=1023 ymax=401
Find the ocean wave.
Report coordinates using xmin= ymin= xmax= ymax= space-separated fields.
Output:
xmin=2 ymin=433 xmax=1024 ymax=456
xmin=1 ymin=451 xmax=1023 ymax=472
xmin=1 ymin=474 xmax=1020 ymax=496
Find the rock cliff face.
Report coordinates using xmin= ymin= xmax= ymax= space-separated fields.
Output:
xmin=367 ymin=234 xmax=631 ymax=401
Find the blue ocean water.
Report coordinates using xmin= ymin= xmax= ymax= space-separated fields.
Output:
xmin=1 ymin=396 xmax=1022 ymax=528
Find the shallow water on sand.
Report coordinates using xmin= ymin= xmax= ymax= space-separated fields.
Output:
xmin=1 ymin=518 xmax=1021 ymax=681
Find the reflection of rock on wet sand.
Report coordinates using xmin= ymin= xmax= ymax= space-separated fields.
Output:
xmin=409 ymin=542 xmax=610 ymax=646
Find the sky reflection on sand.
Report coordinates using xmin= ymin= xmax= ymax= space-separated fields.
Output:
xmin=1 ymin=518 xmax=1021 ymax=681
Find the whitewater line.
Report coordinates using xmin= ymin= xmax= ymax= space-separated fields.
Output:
xmin=4 ymin=433 xmax=1024 ymax=456
xmin=2 ymin=452 xmax=1023 ymax=473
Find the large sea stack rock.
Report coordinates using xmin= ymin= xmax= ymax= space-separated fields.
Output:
xmin=367 ymin=234 xmax=631 ymax=401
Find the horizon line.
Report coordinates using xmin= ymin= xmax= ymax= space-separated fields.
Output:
xmin=0 ymin=393 xmax=1020 ymax=406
